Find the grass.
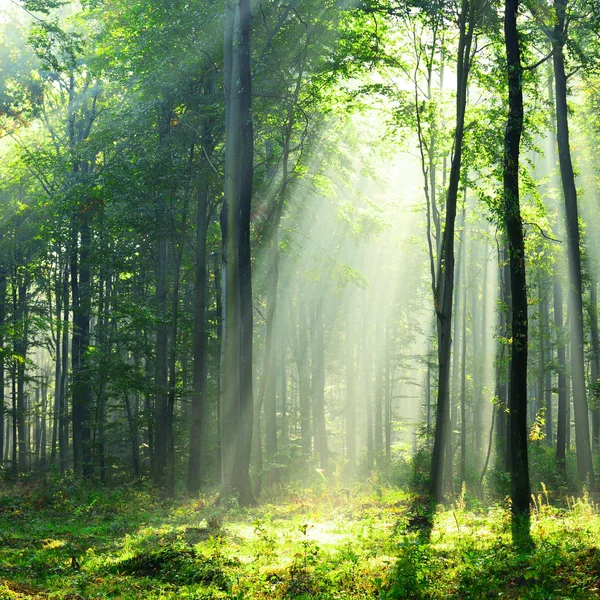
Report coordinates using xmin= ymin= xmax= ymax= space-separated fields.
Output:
xmin=1 ymin=476 xmax=600 ymax=598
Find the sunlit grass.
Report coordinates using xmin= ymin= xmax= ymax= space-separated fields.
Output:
xmin=1 ymin=478 xmax=600 ymax=598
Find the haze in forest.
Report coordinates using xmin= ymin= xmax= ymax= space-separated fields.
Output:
xmin=1 ymin=4 xmax=600 ymax=594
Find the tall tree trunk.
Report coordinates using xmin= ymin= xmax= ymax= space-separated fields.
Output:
xmin=312 ymin=300 xmax=328 ymax=470
xmin=166 ymin=204 xmax=189 ymax=496
xmin=297 ymin=294 xmax=311 ymax=460
xmin=16 ymin=276 xmax=27 ymax=472
xmin=264 ymin=241 xmax=280 ymax=489
xmin=71 ymin=217 xmax=93 ymax=479
xmin=346 ymin=301 xmax=356 ymax=473
xmin=504 ymin=0 xmax=531 ymax=526
xmin=590 ymin=279 xmax=600 ymax=448
xmin=552 ymin=1 xmax=595 ymax=487
xmin=152 ymin=236 xmax=169 ymax=487
xmin=429 ymin=0 xmax=474 ymax=505
xmin=0 ymin=267 xmax=5 ymax=465
xmin=363 ymin=292 xmax=373 ymax=469
xmin=187 ymin=187 xmax=209 ymax=493
xmin=448 ymin=207 xmax=466 ymax=492
xmin=374 ymin=315 xmax=384 ymax=466
xmin=460 ymin=279 xmax=467 ymax=486
xmin=50 ymin=259 xmax=62 ymax=468
xmin=59 ymin=265 xmax=69 ymax=475
xmin=555 ymin=276 xmax=568 ymax=465
xmin=40 ymin=381 xmax=47 ymax=467
xmin=221 ymin=0 xmax=254 ymax=503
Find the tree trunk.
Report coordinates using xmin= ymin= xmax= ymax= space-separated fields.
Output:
xmin=504 ymin=0 xmax=531 ymax=525
xmin=552 ymin=1 xmax=595 ymax=487
xmin=16 ymin=276 xmax=27 ymax=472
xmin=71 ymin=216 xmax=93 ymax=479
xmin=152 ymin=236 xmax=169 ymax=487
xmin=0 ymin=267 xmax=5 ymax=465
xmin=312 ymin=300 xmax=328 ymax=471
xmin=346 ymin=301 xmax=356 ymax=473
xmin=590 ymin=279 xmax=600 ymax=448
xmin=221 ymin=0 xmax=254 ymax=503
xmin=429 ymin=0 xmax=474 ymax=505
xmin=297 ymin=294 xmax=311 ymax=460
xmin=59 ymin=265 xmax=69 ymax=475
xmin=187 ymin=188 xmax=209 ymax=493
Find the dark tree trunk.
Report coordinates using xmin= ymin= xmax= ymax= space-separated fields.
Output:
xmin=40 ymin=382 xmax=47 ymax=467
xmin=460 ymin=281 xmax=467 ymax=486
xmin=16 ymin=277 xmax=27 ymax=472
xmin=71 ymin=217 xmax=93 ymax=479
xmin=552 ymin=0 xmax=595 ymax=487
xmin=495 ymin=245 xmax=509 ymax=470
xmin=504 ymin=0 xmax=531 ymax=526
xmin=50 ymin=259 xmax=62 ymax=468
xmin=187 ymin=188 xmax=209 ymax=493
xmin=59 ymin=265 xmax=69 ymax=475
xmin=429 ymin=0 xmax=474 ymax=505
xmin=0 ymin=267 xmax=5 ymax=465
xmin=166 ymin=201 xmax=189 ymax=496
xmin=152 ymin=236 xmax=169 ymax=487
xmin=555 ymin=277 xmax=568 ymax=465
xmin=590 ymin=280 xmax=600 ymax=448
xmin=263 ymin=240 xmax=280 ymax=489
xmin=221 ymin=0 xmax=254 ymax=504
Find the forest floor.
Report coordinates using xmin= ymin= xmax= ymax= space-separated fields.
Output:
xmin=1 ymin=476 xmax=600 ymax=599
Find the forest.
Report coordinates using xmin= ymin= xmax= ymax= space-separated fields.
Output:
xmin=1 ymin=0 xmax=600 ymax=597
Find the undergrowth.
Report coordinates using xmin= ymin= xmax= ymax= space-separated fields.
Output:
xmin=0 ymin=475 xmax=599 ymax=598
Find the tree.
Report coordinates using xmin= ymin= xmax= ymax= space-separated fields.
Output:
xmin=220 ymin=0 xmax=254 ymax=503
xmin=504 ymin=0 xmax=531 ymax=537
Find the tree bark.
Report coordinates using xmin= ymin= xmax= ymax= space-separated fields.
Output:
xmin=552 ymin=0 xmax=595 ymax=487
xmin=187 ymin=188 xmax=209 ymax=493
xmin=504 ymin=0 xmax=531 ymax=524
xmin=221 ymin=0 xmax=254 ymax=503
xmin=0 ymin=267 xmax=5 ymax=465
xmin=429 ymin=0 xmax=474 ymax=505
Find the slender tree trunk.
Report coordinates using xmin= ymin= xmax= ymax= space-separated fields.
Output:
xmin=375 ymin=315 xmax=384 ymax=466
xmin=187 ymin=188 xmax=209 ymax=493
xmin=152 ymin=236 xmax=169 ymax=487
xmin=40 ymin=381 xmax=47 ymax=467
xmin=0 ymin=267 xmax=5 ymax=465
xmin=166 ymin=205 xmax=189 ymax=496
xmin=384 ymin=325 xmax=392 ymax=464
xmin=429 ymin=0 xmax=474 ymax=505
xmin=504 ymin=0 xmax=531 ymax=526
xmin=50 ymin=260 xmax=62 ymax=467
xmin=346 ymin=301 xmax=356 ymax=473
xmin=548 ymin=70 xmax=568 ymax=467
xmin=16 ymin=277 xmax=27 ymax=472
xmin=363 ymin=292 xmax=373 ymax=469
xmin=555 ymin=277 xmax=568 ymax=465
xmin=552 ymin=2 xmax=595 ymax=487
xmin=264 ymin=241 xmax=280 ymax=489
xmin=590 ymin=279 xmax=600 ymax=448
xmin=460 ymin=280 xmax=467 ymax=486
xmin=59 ymin=265 xmax=69 ymax=475
xmin=71 ymin=216 xmax=92 ymax=479
xmin=297 ymin=294 xmax=311 ymax=460
xmin=312 ymin=300 xmax=328 ymax=470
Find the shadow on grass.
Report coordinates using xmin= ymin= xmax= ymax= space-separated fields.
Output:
xmin=381 ymin=507 xmax=600 ymax=600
